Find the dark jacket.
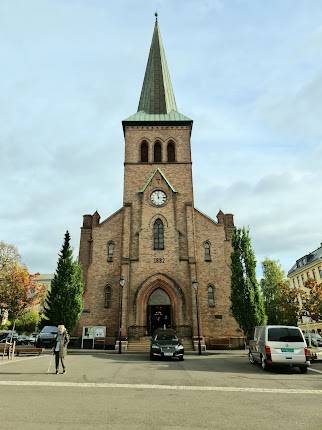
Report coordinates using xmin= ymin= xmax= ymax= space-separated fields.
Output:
xmin=53 ymin=330 xmax=70 ymax=358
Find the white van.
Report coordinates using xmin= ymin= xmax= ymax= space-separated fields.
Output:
xmin=249 ymin=325 xmax=310 ymax=373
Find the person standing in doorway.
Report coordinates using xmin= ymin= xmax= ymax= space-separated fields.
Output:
xmin=53 ymin=324 xmax=70 ymax=374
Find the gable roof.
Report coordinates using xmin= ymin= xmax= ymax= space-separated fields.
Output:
xmin=139 ymin=167 xmax=176 ymax=193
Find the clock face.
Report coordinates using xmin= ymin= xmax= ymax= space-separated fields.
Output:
xmin=150 ymin=190 xmax=167 ymax=206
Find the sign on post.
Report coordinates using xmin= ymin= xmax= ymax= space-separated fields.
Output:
xmin=81 ymin=326 xmax=106 ymax=349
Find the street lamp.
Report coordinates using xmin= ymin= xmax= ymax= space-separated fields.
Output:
xmin=118 ymin=274 xmax=125 ymax=354
xmin=192 ymin=279 xmax=202 ymax=355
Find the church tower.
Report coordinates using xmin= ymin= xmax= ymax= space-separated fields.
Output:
xmin=78 ymin=17 xmax=242 ymax=348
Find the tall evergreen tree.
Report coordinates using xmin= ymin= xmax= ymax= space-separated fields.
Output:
xmin=44 ymin=231 xmax=84 ymax=331
xmin=230 ymin=227 xmax=266 ymax=339
xmin=260 ymin=258 xmax=286 ymax=324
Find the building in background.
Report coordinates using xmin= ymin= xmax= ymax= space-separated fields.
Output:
xmin=288 ymin=242 xmax=322 ymax=289
xmin=33 ymin=273 xmax=54 ymax=310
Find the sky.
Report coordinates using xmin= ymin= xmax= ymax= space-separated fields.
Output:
xmin=1 ymin=0 xmax=322 ymax=277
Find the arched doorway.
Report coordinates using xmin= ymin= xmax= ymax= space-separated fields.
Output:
xmin=147 ymin=288 xmax=171 ymax=335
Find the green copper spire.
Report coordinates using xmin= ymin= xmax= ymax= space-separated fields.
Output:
xmin=138 ymin=18 xmax=177 ymax=114
xmin=123 ymin=16 xmax=192 ymax=125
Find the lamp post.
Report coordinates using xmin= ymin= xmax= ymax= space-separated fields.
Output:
xmin=118 ymin=274 xmax=125 ymax=354
xmin=192 ymin=279 xmax=202 ymax=355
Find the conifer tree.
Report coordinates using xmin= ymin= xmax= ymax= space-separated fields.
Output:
xmin=44 ymin=231 xmax=83 ymax=331
xmin=230 ymin=227 xmax=266 ymax=339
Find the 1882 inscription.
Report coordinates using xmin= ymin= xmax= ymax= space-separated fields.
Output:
xmin=154 ymin=257 xmax=165 ymax=263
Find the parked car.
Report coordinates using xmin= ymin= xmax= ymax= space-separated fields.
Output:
xmin=304 ymin=332 xmax=322 ymax=347
xmin=248 ymin=325 xmax=310 ymax=373
xmin=16 ymin=335 xmax=32 ymax=345
xmin=0 ymin=331 xmax=19 ymax=343
xmin=29 ymin=333 xmax=39 ymax=344
xmin=150 ymin=329 xmax=184 ymax=361
xmin=36 ymin=326 xmax=58 ymax=348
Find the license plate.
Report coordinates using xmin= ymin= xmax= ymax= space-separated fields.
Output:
xmin=164 ymin=352 xmax=173 ymax=356
xmin=281 ymin=348 xmax=294 ymax=352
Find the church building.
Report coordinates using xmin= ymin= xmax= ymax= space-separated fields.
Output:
xmin=77 ymin=18 xmax=242 ymax=349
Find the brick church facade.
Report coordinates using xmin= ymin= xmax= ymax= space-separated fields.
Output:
xmin=77 ymin=18 xmax=242 ymax=348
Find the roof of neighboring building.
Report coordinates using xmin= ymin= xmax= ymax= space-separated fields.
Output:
xmin=288 ymin=243 xmax=322 ymax=276
xmin=34 ymin=274 xmax=54 ymax=281
xmin=123 ymin=18 xmax=191 ymax=124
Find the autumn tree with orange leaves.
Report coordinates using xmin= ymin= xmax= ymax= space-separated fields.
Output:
xmin=0 ymin=242 xmax=46 ymax=325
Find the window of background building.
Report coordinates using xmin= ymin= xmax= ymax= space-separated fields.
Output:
xmin=154 ymin=141 xmax=162 ymax=162
xmin=167 ymin=141 xmax=175 ymax=162
xmin=153 ymin=218 xmax=164 ymax=250
xmin=107 ymin=241 xmax=115 ymax=261
xmin=204 ymin=241 xmax=211 ymax=261
xmin=105 ymin=286 xmax=112 ymax=308
xmin=207 ymin=285 xmax=215 ymax=306
xmin=140 ymin=141 xmax=149 ymax=162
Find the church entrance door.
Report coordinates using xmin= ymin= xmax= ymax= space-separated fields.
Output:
xmin=147 ymin=288 xmax=172 ymax=335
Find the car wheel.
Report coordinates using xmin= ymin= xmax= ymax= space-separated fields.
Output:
xmin=150 ymin=354 xmax=155 ymax=361
xmin=299 ymin=366 xmax=308 ymax=374
xmin=248 ymin=350 xmax=255 ymax=364
xmin=179 ymin=356 xmax=184 ymax=361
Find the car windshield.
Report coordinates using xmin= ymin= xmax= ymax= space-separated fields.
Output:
xmin=268 ymin=327 xmax=303 ymax=342
xmin=42 ymin=326 xmax=58 ymax=333
xmin=155 ymin=334 xmax=178 ymax=341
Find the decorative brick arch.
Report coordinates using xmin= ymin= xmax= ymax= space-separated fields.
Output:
xmin=134 ymin=273 xmax=185 ymax=328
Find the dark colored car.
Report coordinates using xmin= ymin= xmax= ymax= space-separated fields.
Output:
xmin=36 ymin=326 xmax=58 ymax=348
xmin=150 ymin=329 xmax=184 ymax=361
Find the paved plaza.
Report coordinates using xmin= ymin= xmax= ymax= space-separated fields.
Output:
xmin=0 ymin=351 xmax=321 ymax=430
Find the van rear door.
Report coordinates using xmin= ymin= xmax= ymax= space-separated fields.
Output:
xmin=267 ymin=327 xmax=306 ymax=364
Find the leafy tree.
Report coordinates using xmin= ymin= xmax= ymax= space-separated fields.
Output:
xmin=0 ymin=241 xmax=20 ymax=272
xmin=260 ymin=258 xmax=286 ymax=324
xmin=0 ymin=263 xmax=45 ymax=321
xmin=301 ymin=279 xmax=322 ymax=321
xmin=44 ymin=231 xmax=84 ymax=331
xmin=231 ymin=227 xmax=266 ymax=339
xmin=274 ymin=281 xmax=303 ymax=325
xmin=15 ymin=309 xmax=43 ymax=333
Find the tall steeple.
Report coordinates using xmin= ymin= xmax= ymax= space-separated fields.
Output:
xmin=123 ymin=15 xmax=191 ymax=124
xmin=138 ymin=14 xmax=177 ymax=114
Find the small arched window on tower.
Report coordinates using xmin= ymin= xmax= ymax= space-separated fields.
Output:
xmin=105 ymin=285 xmax=112 ymax=308
xmin=154 ymin=141 xmax=162 ymax=162
xmin=207 ymin=285 xmax=215 ymax=307
xmin=140 ymin=141 xmax=149 ymax=162
xmin=204 ymin=241 xmax=211 ymax=261
xmin=153 ymin=218 xmax=164 ymax=250
xmin=107 ymin=241 xmax=115 ymax=262
xmin=167 ymin=141 xmax=175 ymax=162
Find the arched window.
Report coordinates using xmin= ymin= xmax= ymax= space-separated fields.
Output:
xmin=167 ymin=141 xmax=175 ymax=162
xmin=154 ymin=141 xmax=162 ymax=162
xmin=208 ymin=285 xmax=215 ymax=307
xmin=140 ymin=141 xmax=148 ymax=162
xmin=204 ymin=241 xmax=211 ymax=261
xmin=153 ymin=218 xmax=164 ymax=250
xmin=105 ymin=285 xmax=112 ymax=308
xmin=107 ymin=241 xmax=115 ymax=261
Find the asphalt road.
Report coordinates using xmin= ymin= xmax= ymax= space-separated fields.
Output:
xmin=0 ymin=351 xmax=321 ymax=430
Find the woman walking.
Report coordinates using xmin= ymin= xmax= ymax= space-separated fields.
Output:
xmin=53 ymin=324 xmax=70 ymax=374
